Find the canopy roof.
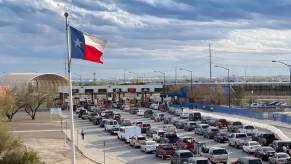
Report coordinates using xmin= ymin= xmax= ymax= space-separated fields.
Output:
xmin=0 ymin=73 xmax=68 ymax=90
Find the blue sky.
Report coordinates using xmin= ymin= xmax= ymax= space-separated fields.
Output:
xmin=1 ymin=0 xmax=291 ymax=80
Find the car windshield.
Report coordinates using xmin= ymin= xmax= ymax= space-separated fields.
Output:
xmin=249 ymin=159 xmax=263 ymax=164
xmin=211 ymin=129 xmax=219 ymax=132
xmin=158 ymin=132 xmax=166 ymax=136
xmin=278 ymin=154 xmax=289 ymax=158
xmin=262 ymin=147 xmax=274 ymax=152
xmin=167 ymin=134 xmax=178 ymax=138
xmin=245 ymin=126 xmax=255 ymax=129
xmin=237 ymin=134 xmax=247 ymax=138
xmin=143 ymin=124 xmax=150 ymax=127
xmin=163 ymin=146 xmax=174 ymax=150
xmin=233 ymin=122 xmax=242 ymax=125
xmin=202 ymin=125 xmax=209 ymax=129
xmin=180 ymin=152 xmax=193 ymax=158
xmin=189 ymin=123 xmax=195 ymax=125
xmin=250 ymin=142 xmax=260 ymax=146
xmin=147 ymin=142 xmax=155 ymax=145
xmin=196 ymin=160 xmax=209 ymax=164
xmin=137 ymin=137 xmax=146 ymax=140
xmin=212 ymin=149 xmax=227 ymax=155
xmin=263 ymin=134 xmax=275 ymax=138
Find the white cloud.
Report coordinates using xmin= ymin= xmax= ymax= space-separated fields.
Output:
xmin=215 ymin=28 xmax=291 ymax=54
xmin=136 ymin=0 xmax=192 ymax=10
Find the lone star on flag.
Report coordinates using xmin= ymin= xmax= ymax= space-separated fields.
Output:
xmin=74 ymin=38 xmax=82 ymax=48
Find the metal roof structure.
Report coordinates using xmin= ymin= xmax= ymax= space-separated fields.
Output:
xmin=0 ymin=73 xmax=68 ymax=92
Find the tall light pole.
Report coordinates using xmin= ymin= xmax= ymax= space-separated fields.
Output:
xmin=73 ymin=73 xmax=82 ymax=86
xmin=180 ymin=68 xmax=193 ymax=102
xmin=129 ymin=72 xmax=139 ymax=84
xmin=214 ymin=65 xmax=231 ymax=109
xmin=272 ymin=60 xmax=291 ymax=104
xmin=154 ymin=71 xmax=166 ymax=102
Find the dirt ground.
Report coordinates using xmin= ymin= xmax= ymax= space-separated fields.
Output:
xmin=5 ymin=111 xmax=96 ymax=164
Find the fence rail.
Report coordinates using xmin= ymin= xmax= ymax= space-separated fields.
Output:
xmin=170 ymin=102 xmax=291 ymax=125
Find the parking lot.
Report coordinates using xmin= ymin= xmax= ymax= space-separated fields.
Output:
xmin=70 ymin=106 xmax=280 ymax=164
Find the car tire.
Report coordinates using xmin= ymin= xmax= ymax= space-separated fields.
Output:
xmin=155 ymin=153 xmax=158 ymax=157
xmin=162 ymin=155 xmax=166 ymax=160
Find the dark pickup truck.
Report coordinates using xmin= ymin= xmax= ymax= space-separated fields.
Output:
xmin=214 ymin=119 xmax=229 ymax=128
xmin=155 ymin=143 xmax=176 ymax=160
xmin=252 ymin=132 xmax=277 ymax=146
xmin=160 ymin=132 xmax=179 ymax=144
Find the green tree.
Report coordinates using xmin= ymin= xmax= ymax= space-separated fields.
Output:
xmin=0 ymin=123 xmax=44 ymax=164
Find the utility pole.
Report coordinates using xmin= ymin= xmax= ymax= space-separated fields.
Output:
xmin=209 ymin=43 xmax=212 ymax=82
xmin=272 ymin=60 xmax=291 ymax=104
xmin=123 ymin=69 xmax=126 ymax=83
xmin=93 ymin=72 xmax=96 ymax=82
xmin=65 ymin=55 xmax=67 ymax=77
xmin=180 ymin=68 xmax=193 ymax=102
xmin=175 ymin=66 xmax=177 ymax=85
xmin=214 ymin=65 xmax=231 ymax=109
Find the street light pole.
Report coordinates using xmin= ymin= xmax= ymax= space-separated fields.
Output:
xmin=272 ymin=60 xmax=291 ymax=104
xmin=214 ymin=65 xmax=231 ymax=109
xmin=180 ymin=68 xmax=193 ymax=102
xmin=154 ymin=71 xmax=166 ymax=102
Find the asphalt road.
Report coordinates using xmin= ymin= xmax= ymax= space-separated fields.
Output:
xmin=71 ymin=108 xmax=273 ymax=164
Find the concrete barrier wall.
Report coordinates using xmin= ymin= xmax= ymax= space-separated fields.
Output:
xmin=173 ymin=102 xmax=291 ymax=125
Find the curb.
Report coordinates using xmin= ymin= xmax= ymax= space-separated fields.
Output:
xmin=62 ymin=131 xmax=101 ymax=164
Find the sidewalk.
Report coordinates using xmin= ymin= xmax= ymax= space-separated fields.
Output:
xmin=63 ymin=118 xmax=126 ymax=164
xmin=194 ymin=108 xmax=291 ymax=140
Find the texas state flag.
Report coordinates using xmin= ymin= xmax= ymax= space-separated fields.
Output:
xmin=70 ymin=26 xmax=107 ymax=64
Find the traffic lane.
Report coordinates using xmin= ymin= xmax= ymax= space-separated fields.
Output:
xmin=73 ymin=114 xmax=168 ymax=164
xmin=115 ymin=110 xmax=256 ymax=163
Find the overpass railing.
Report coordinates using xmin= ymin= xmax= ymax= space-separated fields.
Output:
xmin=170 ymin=102 xmax=291 ymax=124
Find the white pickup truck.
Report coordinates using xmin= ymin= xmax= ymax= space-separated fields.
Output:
xmin=228 ymin=133 xmax=251 ymax=148
xmin=238 ymin=125 xmax=258 ymax=136
xmin=201 ymin=147 xmax=228 ymax=164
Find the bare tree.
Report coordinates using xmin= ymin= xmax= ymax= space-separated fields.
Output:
xmin=0 ymin=88 xmax=23 ymax=121
xmin=19 ymin=91 xmax=47 ymax=120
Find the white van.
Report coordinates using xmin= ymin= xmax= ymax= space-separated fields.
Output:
xmin=104 ymin=119 xmax=119 ymax=134
xmin=118 ymin=126 xmax=141 ymax=143
xmin=136 ymin=109 xmax=145 ymax=116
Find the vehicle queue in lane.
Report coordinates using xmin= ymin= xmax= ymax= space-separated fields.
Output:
xmin=75 ymin=103 xmax=291 ymax=164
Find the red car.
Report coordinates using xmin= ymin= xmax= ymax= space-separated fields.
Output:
xmin=155 ymin=143 xmax=176 ymax=160
xmin=214 ymin=119 xmax=229 ymax=128
xmin=176 ymin=137 xmax=195 ymax=153
xmin=254 ymin=146 xmax=275 ymax=161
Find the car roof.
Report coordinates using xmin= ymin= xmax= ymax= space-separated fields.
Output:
xmin=210 ymin=147 xmax=225 ymax=150
xmin=276 ymin=152 xmax=289 ymax=155
xmin=239 ymin=157 xmax=261 ymax=160
xmin=176 ymin=150 xmax=192 ymax=153
xmin=188 ymin=157 xmax=208 ymax=160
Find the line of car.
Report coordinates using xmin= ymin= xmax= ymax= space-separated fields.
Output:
xmin=75 ymin=104 xmax=291 ymax=164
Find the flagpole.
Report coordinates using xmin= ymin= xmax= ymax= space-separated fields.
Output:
xmin=64 ymin=12 xmax=77 ymax=164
